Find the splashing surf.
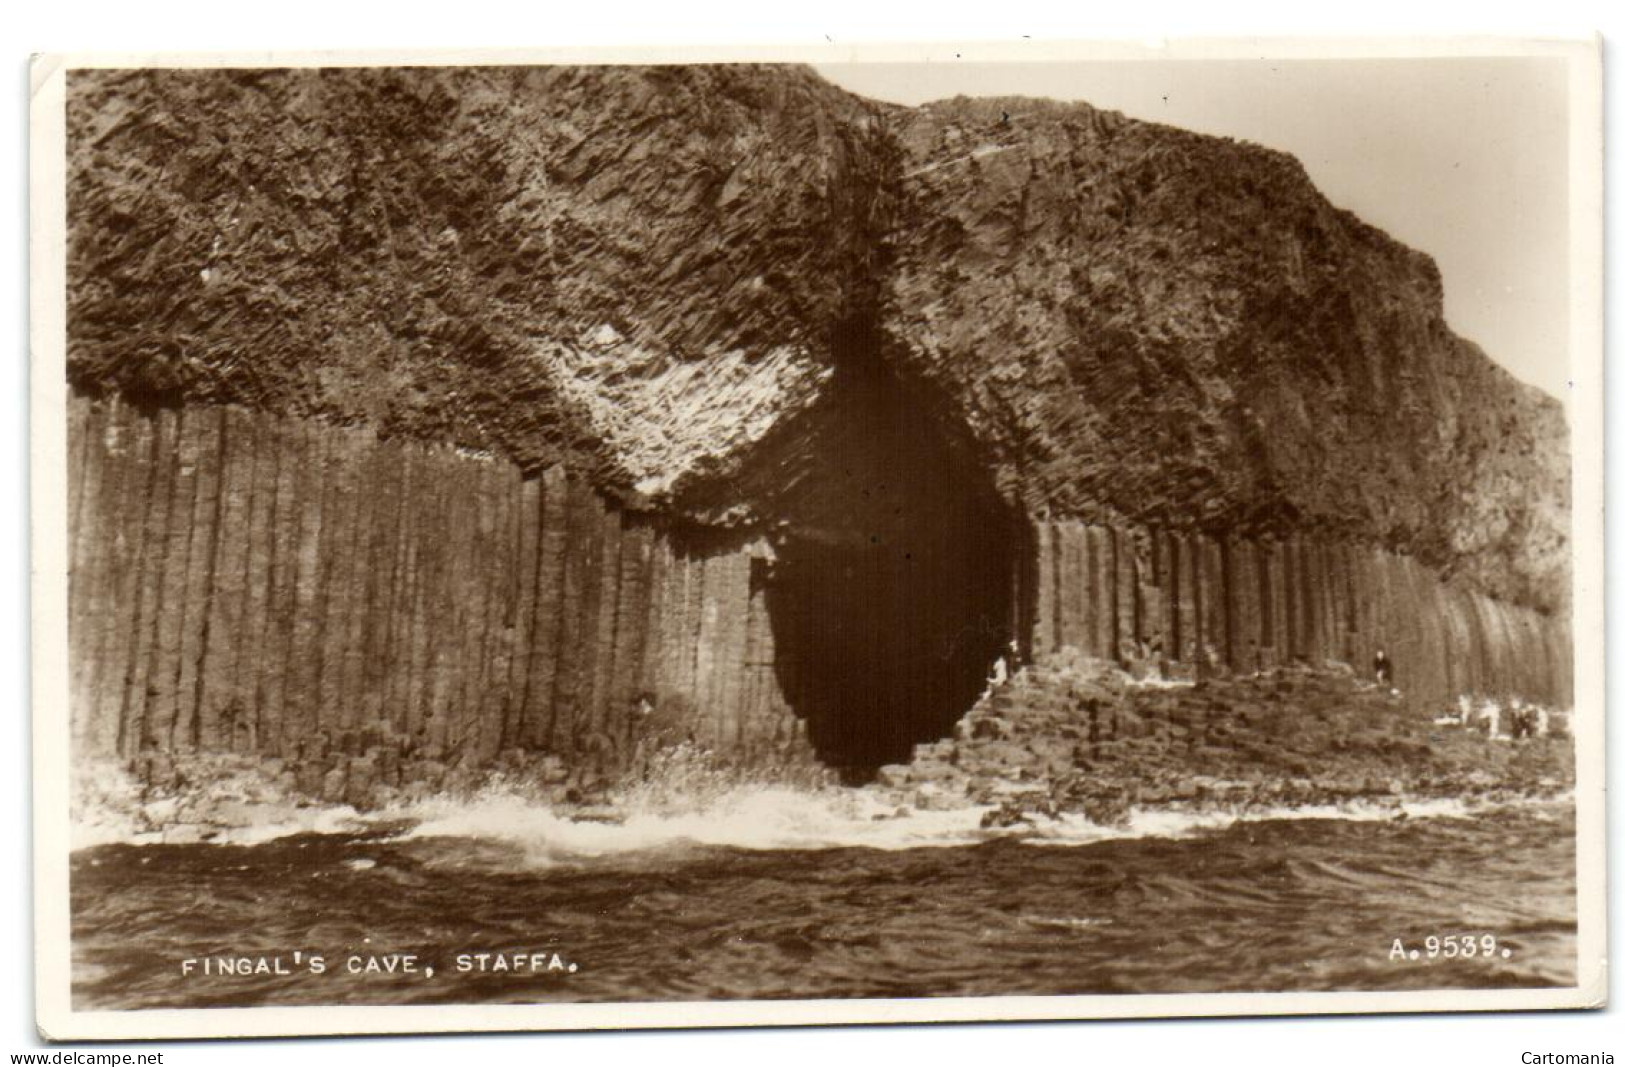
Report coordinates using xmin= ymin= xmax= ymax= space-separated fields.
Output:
xmin=70 ymin=750 xmax=1574 ymax=865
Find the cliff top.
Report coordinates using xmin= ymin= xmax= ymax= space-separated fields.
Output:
xmin=64 ymin=64 xmax=1569 ymax=613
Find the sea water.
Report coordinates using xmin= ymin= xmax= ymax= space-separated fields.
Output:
xmin=69 ymin=783 xmax=1577 ymax=1009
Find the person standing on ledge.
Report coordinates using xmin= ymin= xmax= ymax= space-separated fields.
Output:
xmin=1373 ymin=648 xmax=1394 ymax=687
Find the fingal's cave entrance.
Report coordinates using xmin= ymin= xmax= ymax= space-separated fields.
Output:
xmin=749 ymin=349 xmax=1018 ymax=778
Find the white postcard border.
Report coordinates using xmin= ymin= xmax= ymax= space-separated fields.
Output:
xmin=30 ymin=37 xmax=1608 ymax=1041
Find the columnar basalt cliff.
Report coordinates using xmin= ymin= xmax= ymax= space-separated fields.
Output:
xmin=68 ymin=399 xmax=817 ymax=787
xmin=1020 ymin=521 xmax=1569 ymax=712
xmin=65 ymin=65 xmax=1572 ymax=789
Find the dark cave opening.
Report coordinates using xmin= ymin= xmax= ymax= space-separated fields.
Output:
xmin=758 ymin=348 xmax=1019 ymax=779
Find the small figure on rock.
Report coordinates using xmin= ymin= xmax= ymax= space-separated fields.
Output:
xmin=1373 ymin=648 xmax=1394 ymax=688
xmin=1508 ymin=698 xmax=1540 ymax=740
xmin=1197 ymin=643 xmax=1223 ymax=682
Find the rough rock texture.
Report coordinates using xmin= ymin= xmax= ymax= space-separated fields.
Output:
xmin=66 ymin=65 xmax=889 ymax=494
xmin=66 ymin=65 xmax=1568 ymax=615
xmin=64 ymin=66 xmax=1575 ymax=799
xmin=885 ymin=97 xmax=1570 ymax=614
xmin=875 ymin=657 xmax=1574 ymax=827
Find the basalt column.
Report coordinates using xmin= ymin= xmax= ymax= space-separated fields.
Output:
xmin=756 ymin=343 xmax=1017 ymax=778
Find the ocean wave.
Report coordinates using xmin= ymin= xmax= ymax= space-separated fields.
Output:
xmin=70 ymin=797 xmax=378 ymax=851
xmin=71 ymin=754 xmax=1574 ymax=860
xmin=276 ymin=786 xmax=1579 ymax=862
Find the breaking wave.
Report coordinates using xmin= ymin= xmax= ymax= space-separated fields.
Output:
xmin=397 ymin=785 xmax=1569 ymax=866
xmin=70 ymin=747 xmax=1573 ymax=862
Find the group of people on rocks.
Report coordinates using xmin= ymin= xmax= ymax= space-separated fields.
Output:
xmin=1452 ymin=692 xmax=1551 ymax=739
xmin=1374 ymin=648 xmax=1553 ymax=740
xmin=980 ymin=641 xmax=1552 ymax=741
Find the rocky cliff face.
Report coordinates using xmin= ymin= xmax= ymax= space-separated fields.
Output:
xmin=64 ymin=66 xmax=1574 ymax=789
xmin=66 ymin=64 xmax=1567 ymax=615
xmin=68 ymin=397 xmax=1568 ymax=786
xmin=883 ymin=96 xmax=1569 ymax=614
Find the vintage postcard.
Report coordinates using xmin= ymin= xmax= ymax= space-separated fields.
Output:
xmin=30 ymin=38 xmax=1606 ymax=1040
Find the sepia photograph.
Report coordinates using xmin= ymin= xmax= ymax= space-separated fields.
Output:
xmin=28 ymin=37 xmax=1605 ymax=1041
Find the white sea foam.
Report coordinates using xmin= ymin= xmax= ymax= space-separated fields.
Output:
xmin=392 ymin=782 xmax=1569 ymax=865
xmin=70 ymin=801 xmax=375 ymax=851
xmin=70 ymin=752 xmax=1571 ymax=859
xmin=1023 ymin=795 xmax=1489 ymax=847
xmin=399 ymin=784 xmax=1003 ymax=859
xmin=69 ymin=757 xmax=375 ymax=850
